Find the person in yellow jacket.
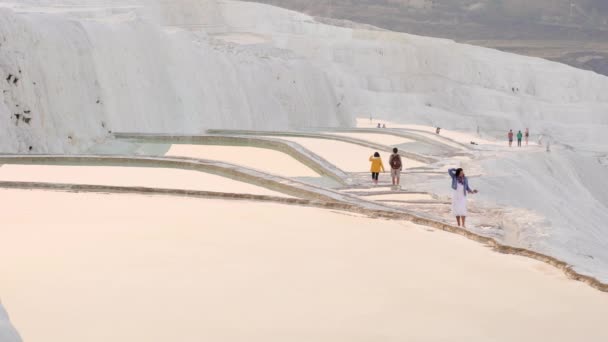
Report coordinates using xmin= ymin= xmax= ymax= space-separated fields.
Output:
xmin=369 ymin=152 xmax=385 ymax=185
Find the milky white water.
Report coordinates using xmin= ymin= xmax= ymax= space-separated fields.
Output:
xmin=2 ymin=190 xmax=608 ymax=342
xmin=165 ymin=144 xmax=320 ymax=178
xmin=0 ymin=164 xmax=290 ymax=197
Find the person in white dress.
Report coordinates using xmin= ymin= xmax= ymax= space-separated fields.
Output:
xmin=448 ymin=168 xmax=478 ymax=228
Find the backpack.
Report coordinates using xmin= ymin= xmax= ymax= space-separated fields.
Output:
xmin=390 ymin=154 xmax=402 ymax=170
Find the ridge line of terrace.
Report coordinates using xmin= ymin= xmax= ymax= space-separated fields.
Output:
xmin=306 ymin=127 xmax=473 ymax=151
xmin=202 ymin=130 xmax=439 ymax=164
xmin=111 ymin=133 xmax=350 ymax=185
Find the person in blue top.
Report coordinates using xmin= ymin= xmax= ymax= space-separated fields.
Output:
xmin=448 ymin=168 xmax=478 ymax=228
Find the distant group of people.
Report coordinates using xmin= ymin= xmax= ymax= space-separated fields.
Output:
xmin=507 ymin=128 xmax=530 ymax=147
xmin=370 ymin=115 xmax=387 ymax=129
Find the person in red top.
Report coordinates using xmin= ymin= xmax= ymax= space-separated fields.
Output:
xmin=508 ymin=129 xmax=514 ymax=147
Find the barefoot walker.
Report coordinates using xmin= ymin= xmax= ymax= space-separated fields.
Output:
xmin=448 ymin=168 xmax=478 ymax=227
xmin=369 ymin=152 xmax=385 ymax=185
xmin=389 ymin=148 xmax=403 ymax=187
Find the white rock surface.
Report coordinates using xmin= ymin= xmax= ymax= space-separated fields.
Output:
xmin=0 ymin=0 xmax=350 ymax=153
xmin=0 ymin=303 xmax=21 ymax=342
xmin=218 ymin=0 xmax=608 ymax=148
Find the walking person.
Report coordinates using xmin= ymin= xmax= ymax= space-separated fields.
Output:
xmin=448 ymin=168 xmax=478 ymax=228
xmin=508 ymin=129 xmax=514 ymax=147
xmin=517 ymin=130 xmax=523 ymax=147
xmin=369 ymin=152 xmax=385 ymax=185
xmin=389 ymin=148 xmax=403 ymax=188
xmin=525 ymin=128 xmax=530 ymax=146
